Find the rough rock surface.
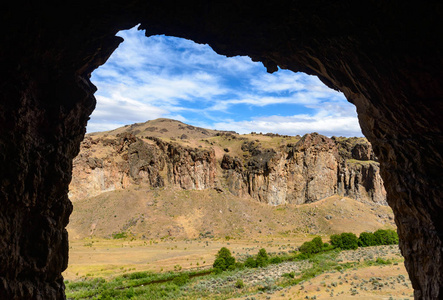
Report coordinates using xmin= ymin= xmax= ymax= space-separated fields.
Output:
xmin=0 ymin=1 xmax=442 ymax=299
xmin=221 ymin=133 xmax=386 ymax=206
xmin=71 ymin=131 xmax=386 ymax=207
xmin=71 ymin=134 xmax=216 ymax=201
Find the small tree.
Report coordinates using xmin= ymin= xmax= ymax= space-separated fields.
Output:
xmin=310 ymin=237 xmax=323 ymax=250
xmin=385 ymin=229 xmax=399 ymax=244
xmin=300 ymin=236 xmax=325 ymax=255
xmin=339 ymin=232 xmax=358 ymax=250
xmin=256 ymin=248 xmax=269 ymax=267
xmin=213 ymin=247 xmax=236 ymax=273
xmin=330 ymin=234 xmax=341 ymax=248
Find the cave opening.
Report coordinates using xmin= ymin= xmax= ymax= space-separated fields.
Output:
xmin=64 ymin=26 xmax=398 ymax=289
xmin=1 ymin=2 xmax=441 ymax=299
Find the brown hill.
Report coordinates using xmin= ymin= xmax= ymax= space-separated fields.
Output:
xmin=90 ymin=118 xmax=230 ymax=141
xmin=67 ymin=187 xmax=394 ymax=240
xmin=67 ymin=119 xmax=392 ymax=240
xmin=70 ymin=119 xmax=386 ymax=206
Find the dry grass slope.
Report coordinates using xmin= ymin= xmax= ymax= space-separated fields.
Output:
xmin=67 ymin=189 xmax=394 ymax=241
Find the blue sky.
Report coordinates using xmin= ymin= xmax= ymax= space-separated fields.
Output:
xmin=88 ymin=26 xmax=363 ymax=137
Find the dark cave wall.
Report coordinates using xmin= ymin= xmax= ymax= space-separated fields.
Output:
xmin=0 ymin=1 xmax=442 ymax=299
xmin=0 ymin=76 xmax=93 ymax=299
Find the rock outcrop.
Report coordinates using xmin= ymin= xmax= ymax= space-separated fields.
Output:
xmin=70 ymin=130 xmax=386 ymax=207
xmin=70 ymin=134 xmax=216 ymax=201
xmin=220 ymin=133 xmax=386 ymax=206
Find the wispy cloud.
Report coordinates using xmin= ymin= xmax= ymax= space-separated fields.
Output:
xmin=213 ymin=114 xmax=361 ymax=137
xmin=88 ymin=26 xmax=362 ymax=137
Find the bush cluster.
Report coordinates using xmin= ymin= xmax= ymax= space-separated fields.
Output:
xmin=358 ymin=229 xmax=399 ymax=247
xmin=172 ymin=273 xmax=190 ymax=286
xmin=329 ymin=229 xmax=398 ymax=250
xmin=211 ymin=230 xmax=399 ymax=274
xmin=213 ymin=247 xmax=275 ymax=273
xmin=330 ymin=232 xmax=359 ymax=250
xmin=299 ymin=237 xmax=324 ymax=254
xmin=298 ymin=237 xmax=334 ymax=257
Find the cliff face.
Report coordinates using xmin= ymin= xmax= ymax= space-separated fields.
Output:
xmin=221 ymin=133 xmax=386 ymax=206
xmin=70 ymin=133 xmax=216 ymax=202
xmin=70 ymin=128 xmax=386 ymax=206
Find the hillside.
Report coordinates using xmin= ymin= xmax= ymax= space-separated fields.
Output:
xmin=67 ymin=119 xmax=391 ymax=240
xmin=70 ymin=118 xmax=385 ymax=206
xmin=67 ymin=188 xmax=394 ymax=240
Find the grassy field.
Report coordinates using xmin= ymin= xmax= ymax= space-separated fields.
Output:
xmin=65 ymin=239 xmax=412 ymax=299
xmin=65 ymin=190 xmax=402 ymax=298
xmin=64 ymin=236 xmax=311 ymax=280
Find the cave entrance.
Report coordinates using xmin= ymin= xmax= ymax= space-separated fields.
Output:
xmin=64 ymin=26 xmax=402 ymax=290
xmin=3 ymin=2 xmax=441 ymax=299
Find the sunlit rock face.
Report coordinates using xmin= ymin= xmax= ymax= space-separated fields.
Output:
xmin=221 ymin=133 xmax=386 ymax=206
xmin=0 ymin=2 xmax=442 ymax=299
xmin=71 ymin=132 xmax=385 ymax=206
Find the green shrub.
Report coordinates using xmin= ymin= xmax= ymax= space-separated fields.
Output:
xmin=330 ymin=234 xmax=341 ymax=248
xmin=235 ymin=279 xmax=244 ymax=288
xmin=358 ymin=232 xmax=377 ymax=247
xmin=125 ymin=287 xmax=135 ymax=298
xmin=330 ymin=233 xmax=358 ymax=250
xmin=386 ymin=229 xmax=399 ymax=244
xmin=269 ymin=256 xmax=283 ymax=264
xmin=340 ymin=233 xmax=358 ymax=250
xmin=234 ymin=262 xmax=245 ymax=269
xmin=295 ymin=252 xmax=311 ymax=260
xmin=300 ymin=236 xmax=325 ymax=255
xmin=256 ymin=248 xmax=269 ymax=267
xmin=312 ymin=237 xmax=323 ymax=249
xmin=126 ymin=271 xmax=149 ymax=280
xmin=112 ymin=231 xmax=127 ymax=239
xmin=244 ymin=256 xmax=257 ymax=268
xmin=282 ymin=271 xmax=296 ymax=278
xmin=375 ymin=257 xmax=392 ymax=265
xmin=374 ymin=229 xmax=399 ymax=245
xmin=172 ymin=273 xmax=189 ymax=286
xmin=213 ymin=247 xmax=236 ymax=273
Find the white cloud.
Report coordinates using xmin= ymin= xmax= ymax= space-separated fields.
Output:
xmin=87 ymin=95 xmax=168 ymax=132
xmin=208 ymin=95 xmax=317 ymax=112
xmin=250 ymin=71 xmax=310 ymax=92
xmin=88 ymin=26 xmax=363 ymax=137
xmin=213 ymin=114 xmax=362 ymax=137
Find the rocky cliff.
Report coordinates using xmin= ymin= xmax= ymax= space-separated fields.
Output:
xmin=70 ymin=133 xmax=216 ymax=201
xmin=70 ymin=120 xmax=386 ymax=206
xmin=220 ymin=133 xmax=386 ymax=205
